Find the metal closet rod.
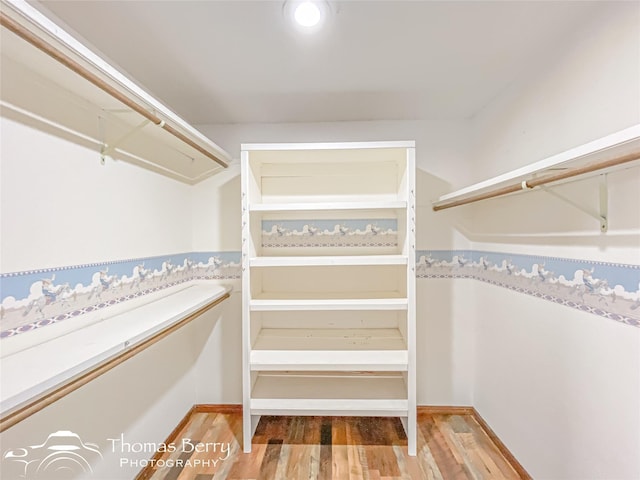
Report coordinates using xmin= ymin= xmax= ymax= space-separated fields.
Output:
xmin=0 ymin=12 xmax=229 ymax=169
xmin=433 ymin=150 xmax=640 ymax=211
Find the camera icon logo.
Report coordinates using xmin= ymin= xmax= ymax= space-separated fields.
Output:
xmin=2 ymin=430 xmax=102 ymax=479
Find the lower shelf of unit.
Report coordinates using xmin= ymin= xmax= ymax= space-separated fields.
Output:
xmin=250 ymin=328 xmax=408 ymax=371
xmin=249 ymin=372 xmax=408 ymax=416
xmin=250 ymin=295 xmax=408 ymax=311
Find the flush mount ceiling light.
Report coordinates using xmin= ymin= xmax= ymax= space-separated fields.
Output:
xmin=283 ymin=0 xmax=331 ymax=32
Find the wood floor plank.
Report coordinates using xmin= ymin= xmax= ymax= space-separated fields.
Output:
xmin=227 ymin=441 xmax=266 ymax=479
xmin=418 ymin=415 xmax=468 ymax=479
xmin=345 ymin=423 xmax=365 ymax=480
xmin=434 ymin=415 xmax=485 ymax=480
xmin=392 ymin=444 xmax=413 ymax=479
xmin=211 ymin=441 xmax=239 ymax=480
xmin=369 ymin=470 xmax=382 ymax=480
xmin=365 ymin=446 xmax=401 ymax=477
xmin=318 ymin=417 xmax=333 ymax=480
xmin=346 ymin=420 xmax=371 ymax=480
xmin=285 ymin=444 xmax=314 ymax=480
xmin=178 ymin=413 xmax=233 ymax=479
xmin=459 ymin=433 xmax=501 ymax=480
xmin=414 ymin=423 xmax=443 ymax=480
xmin=332 ymin=444 xmax=349 ymax=480
xmin=256 ymin=438 xmax=283 ymax=480
xmin=333 ymin=417 xmax=348 ymax=445
xmin=273 ymin=443 xmax=292 ymax=479
xmin=144 ymin=410 xmax=528 ymax=480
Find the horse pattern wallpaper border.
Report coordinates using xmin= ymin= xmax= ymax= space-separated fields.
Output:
xmin=417 ymin=250 xmax=639 ymax=327
xmin=1 ymin=249 xmax=638 ymax=338
xmin=261 ymin=219 xmax=398 ymax=248
xmin=0 ymin=252 xmax=241 ymax=338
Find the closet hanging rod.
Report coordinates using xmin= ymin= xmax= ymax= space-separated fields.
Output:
xmin=0 ymin=291 xmax=230 ymax=433
xmin=432 ymin=150 xmax=640 ymax=211
xmin=0 ymin=10 xmax=229 ymax=169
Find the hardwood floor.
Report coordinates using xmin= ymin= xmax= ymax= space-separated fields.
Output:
xmin=142 ymin=409 xmax=526 ymax=480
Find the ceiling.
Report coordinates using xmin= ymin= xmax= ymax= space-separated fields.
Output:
xmin=34 ymin=0 xmax=610 ymax=125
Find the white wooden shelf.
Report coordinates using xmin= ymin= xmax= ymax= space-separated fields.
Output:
xmin=241 ymin=141 xmax=416 ymax=152
xmin=250 ymin=328 xmax=408 ymax=371
xmin=250 ymin=351 xmax=408 ymax=371
xmin=1 ymin=0 xmax=231 ymax=184
xmin=1 ymin=282 xmax=230 ymax=426
xmin=433 ymin=124 xmax=640 ymax=211
xmin=250 ymin=373 xmax=408 ymax=416
xmin=249 ymin=200 xmax=407 ymax=212
xmin=249 ymin=292 xmax=408 ymax=312
xmin=249 ymin=255 xmax=407 ymax=267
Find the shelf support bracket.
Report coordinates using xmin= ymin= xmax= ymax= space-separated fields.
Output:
xmin=540 ymin=173 xmax=608 ymax=232
xmin=100 ymin=119 xmax=152 ymax=163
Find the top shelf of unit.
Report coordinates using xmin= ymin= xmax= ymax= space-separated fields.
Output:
xmin=249 ymin=255 xmax=408 ymax=267
xmin=249 ymin=200 xmax=408 ymax=212
xmin=241 ymin=141 xmax=415 ymax=152
xmin=0 ymin=0 xmax=231 ymax=184
xmin=432 ymin=125 xmax=640 ymax=210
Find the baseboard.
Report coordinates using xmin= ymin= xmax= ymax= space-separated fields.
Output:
xmin=471 ymin=407 xmax=533 ymax=480
xmin=193 ymin=403 xmax=243 ymax=414
xmin=417 ymin=405 xmax=475 ymax=415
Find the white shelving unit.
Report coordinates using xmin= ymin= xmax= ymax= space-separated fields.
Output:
xmin=241 ymin=141 xmax=416 ymax=455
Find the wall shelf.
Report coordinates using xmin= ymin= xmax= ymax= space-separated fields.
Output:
xmin=0 ymin=283 xmax=230 ymax=431
xmin=0 ymin=0 xmax=231 ymax=184
xmin=432 ymin=124 xmax=640 ymax=212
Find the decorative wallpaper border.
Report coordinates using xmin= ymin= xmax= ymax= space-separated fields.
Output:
xmin=262 ymin=219 xmax=398 ymax=248
xmin=2 ymin=249 xmax=638 ymax=338
xmin=0 ymin=252 xmax=241 ymax=339
xmin=417 ymin=250 xmax=640 ymax=328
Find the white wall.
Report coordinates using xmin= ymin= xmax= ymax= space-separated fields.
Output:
xmin=0 ymin=116 xmax=193 ymax=272
xmin=0 ymin=115 xmax=211 ymax=479
xmin=469 ymin=2 xmax=640 ymax=181
xmin=194 ymin=119 xmax=476 ymax=406
xmin=460 ymin=3 xmax=640 ymax=478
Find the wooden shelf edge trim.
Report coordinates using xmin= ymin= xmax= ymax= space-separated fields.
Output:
xmin=0 ymin=11 xmax=229 ymax=169
xmin=0 ymin=292 xmax=230 ymax=433
xmin=433 ymin=149 xmax=640 ymax=211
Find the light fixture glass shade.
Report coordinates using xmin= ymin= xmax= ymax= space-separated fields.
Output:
xmin=283 ymin=0 xmax=331 ymax=33
xmin=294 ymin=2 xmax=321 ymax=27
